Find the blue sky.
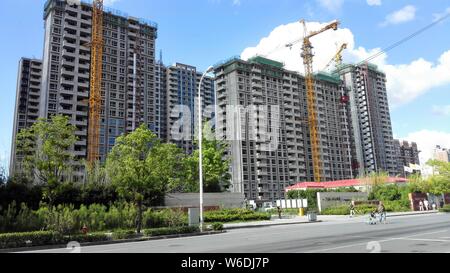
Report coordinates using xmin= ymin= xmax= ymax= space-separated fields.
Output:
xmin=1 ymin=0 xmax=450 ymax=169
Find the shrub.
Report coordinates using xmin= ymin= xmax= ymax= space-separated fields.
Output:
xmin=65 ymin=232 xmax=110 ymax=243
xmin=204 ymin=209 xmax=271 ymax=223
xmin=321 ymin=204 xmax=378 ymax=215
xmin=143 ymin=226 xmax=199 ymax=237
xmin=383 ymin=200 xmax=411 ymax=212
xmin=439 ymin=205 xmax=450 ymax=213
xmin=0 ymin=231 xmax=58 ymax=249
xmin=0 ymin=202 xmax=44 ymax=233
xmin=211 ymin=223 xmax=224 ymax=231
xmin=112 ymin=230 xmax=137 ymax=240
xmin=143 ymin=209 xmax=188 ymax=229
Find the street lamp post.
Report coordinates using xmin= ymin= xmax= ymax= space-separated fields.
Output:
xmin=199 ymin=66 xmax=214 ymax=232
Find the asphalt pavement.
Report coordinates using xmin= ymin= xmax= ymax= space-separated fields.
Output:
xmin=21 ymin=213 xmax=450 ymax=253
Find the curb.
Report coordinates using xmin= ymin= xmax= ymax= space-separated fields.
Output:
xmin=0 ymin=231 xmax=226 ymax=253
xmin=387 ymin=211 xmax=439 ymax=218
xmin=224 ymin=220 xmax=323 ymax=230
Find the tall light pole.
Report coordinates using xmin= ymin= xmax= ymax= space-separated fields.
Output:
xmin=199 ymin=66 xmax=214 ymax=232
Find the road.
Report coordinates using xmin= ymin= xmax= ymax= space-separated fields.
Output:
xmin=22 ymin=213 xmax=450 ymax=253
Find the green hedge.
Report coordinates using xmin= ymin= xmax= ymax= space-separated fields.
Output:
xmin=439 ymin=205 xmax=450 ymax=213
xmin=0 ymin=231 xmax=57 ymax=249
xmin=0 ymin=231 xmax=112 ymax=249
xmin=63 ymin=232 xmax=110 ymax=244
xmin=0 ymin=202 xmax=189 ymax=234
xmin=210 ymin=223 xmax=224 ymax=231
xmin=321 ymin=204 xmax=377 ymax=215
xmin=112 ymin=230 xmax=136 ymax=240
xmin=204 ymin=209 xmax=271 ymax=223
xmin=143 ymin=226 xmax=199 ymax=237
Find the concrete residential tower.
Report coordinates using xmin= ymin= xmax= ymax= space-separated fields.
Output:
xmin=394 ymin=140 xmax=420 ymax=177
xmin=166 ymin=63 xmax=215 ymax=154
xmin=338 ymin=63 xmax=397 ymax=177
xmin=9 ymin=58 xmax=43 ymax=176
xmin=214 ymin=56 xmax=353 ymax=202
xmin=39 ymin=0 xmax=157 ymax=180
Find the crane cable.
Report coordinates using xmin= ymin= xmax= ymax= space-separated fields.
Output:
xmin=358 ymin=12 xmax=450 ymax=65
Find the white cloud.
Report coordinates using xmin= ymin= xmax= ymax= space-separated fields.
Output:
xmin=433 ymin=7 xmax=450 ymax=22
xmin=383 ymin=51 xmax=450 ymax=106
xmin=432 ymin=105 xmax=450 ymax=116
xmin=381 ymin=5 xmax=416 ymax=26
xmin=402 ymin=130 xmax=450 ymax=165
xmin=316 ymin=0 xmax=344 ymax=12
xmin=240 ymin=20 xmax=450 ymax=108
xmin=367 ymin=0 xmax=381 ymax=6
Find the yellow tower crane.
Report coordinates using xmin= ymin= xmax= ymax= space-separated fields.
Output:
xmin=87 ymin=0 xmax=104 ymax=163
xmin=323 ymin=43 xmax=347 ymax=72
xmin=286 ymin=20 xmax=340 ymax=182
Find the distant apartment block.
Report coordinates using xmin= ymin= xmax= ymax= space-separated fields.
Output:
xmin=38 ymin=0 xmax=158 ymax=180
xmin=433 ymin=145 xmax=450 ymax=163
xmin=338 ymin=63 xmax=398 ymax=177
xmin=165 ymin=63 xmax=215 ymax=154
xmin=154 ymin=56 xmax=167 ymax=140
xmin=9 ymin=58 xmax=43 ymax=176
xmin=394 ymin=140 xmax=420 ymax=177
xmin=214 ymin=56 xmax=353 ymax=202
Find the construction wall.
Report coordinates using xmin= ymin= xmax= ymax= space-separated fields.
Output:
xmin=164 ymin=193 xmax=245 ymax=209
xmin=317 ymin=192 xmax=368 ymax=212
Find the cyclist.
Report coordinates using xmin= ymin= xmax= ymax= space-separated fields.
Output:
xmin=349 ymin=201 xmax=356 ymax=218
xmin=378 ymin=202 xmax=386 ymax=224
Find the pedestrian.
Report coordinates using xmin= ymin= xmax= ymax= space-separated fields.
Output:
xmin=378 ymin=202 xmax=386 ymax=224
xmin=349 ymin=201 xmax=356 ymax=218
xmin=432 ymin=202 xmax=437 ymax=211
xmin=277 ymin=206 xmax=282 ymax=219
xmin=424 ymin=199 xmax=430 ymax=211
xmin=419 ymin=200 xmax=424 ymax=211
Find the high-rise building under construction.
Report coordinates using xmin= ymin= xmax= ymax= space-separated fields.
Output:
xmin=214 ymin=56 xmax=353 ymax=202
xmin=337 ymin=63 xmax=398 ymax=177
xmin=9 ymin=58 xmax=43 ymax=176
xmin=38 ymin=0 xmax=158 ymax=180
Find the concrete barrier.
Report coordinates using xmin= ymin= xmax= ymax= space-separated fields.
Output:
xmin=164 ymin=193 xmax=245 ymax=209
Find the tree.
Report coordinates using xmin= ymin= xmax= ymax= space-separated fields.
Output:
xmin=15 ymin=115 xmax=77 ymax=206
xmin=106 ymin=124 xmax=186 ymax=233
xmin=84 ymin=160 xmax=108 ymax=186
xmin=185 ymin=135 xmax=231 ymax=193
xmin=0 ymin=165 xmax=6 ymax=186
xmin=359 ymin=171 xmax=389 ymax=194
xmin=427 ymin=160 xmax=450 ymax=195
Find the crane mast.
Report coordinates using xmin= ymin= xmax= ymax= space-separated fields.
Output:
xmin=296 ymin=20 xmax=339 ymax=182
xmin=87 ymin=0 xmax=104 ymax=163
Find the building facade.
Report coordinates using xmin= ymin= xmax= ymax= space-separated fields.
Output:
xmin=338 ymin=63 xmax=397 ymax=177
xmin=166 ymin=63 xmax=215 ymax=154
xmin=39 ymin=0 xmax=157 ymax=180
xmin=433 ymin=145 xmax=450 ymax=163
xmin=393 ymin=139 xmax=421 ymax=177
xmin=214 ymin=56 xmax=353 ymax=202
xmin=9 ymin=58 xmax=43 ymax=176
xmin=154 ymin=54 xmax=167 ymax=140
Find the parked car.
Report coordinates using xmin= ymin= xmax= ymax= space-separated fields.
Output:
xmin=262 ymin=202 xmax=276 ymax=212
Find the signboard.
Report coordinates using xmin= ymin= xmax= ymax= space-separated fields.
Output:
xmin=276 ymin=199 xmax=308 ymax=209
xmin=409 ymin=193 xmax=428 ymax=211
xmin=317 ymin=192 xmax=368 ymax=212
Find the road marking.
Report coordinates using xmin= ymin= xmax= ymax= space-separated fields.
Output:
xmin=392 ymin=238 xmax=450 ymax=243
xmin=305 ymin=230 xmax=448 ymax=253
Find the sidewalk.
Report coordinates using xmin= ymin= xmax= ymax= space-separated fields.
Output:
xmin=223 ymin=210 xmax=439 ymax=230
